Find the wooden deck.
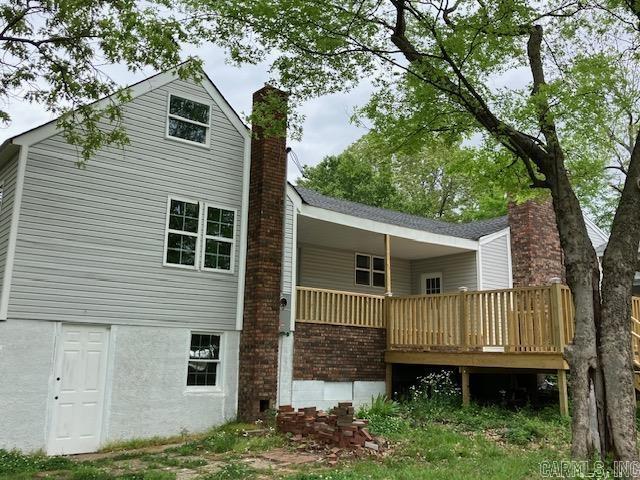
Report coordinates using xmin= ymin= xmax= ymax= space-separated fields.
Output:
xmin=296 ymin=284 xmax=640 ymax=415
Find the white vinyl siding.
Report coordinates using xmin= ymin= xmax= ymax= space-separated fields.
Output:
xmin=479 ymin=232 xmax=512 ymax=290
xmin=585 ymin=218 xmax=608 ymax=250
xmin=281 ymin=195 xmax=295 ymax=294
xmin=9 ymin=79 xmax=246 ymax=330
xmin=0 ymin=155 xmax=18 ymax=305
xmin=298 ymin=243 xmax=411 ymax=295
xmin=410 ymin=252 xmax=477 ymax=294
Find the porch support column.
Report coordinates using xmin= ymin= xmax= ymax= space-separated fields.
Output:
xmin=384 ymin=234 xmax=392 ymax=296
xmin=384 ymin=234 xmax=392 ymax=399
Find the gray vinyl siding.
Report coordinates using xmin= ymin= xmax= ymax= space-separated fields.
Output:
xmin=9 ymin=78 xmax=246 ymax=329
xmin=0 ymin=155 xmax=18 ymax=301
xmin=281 ymin=195 xmax=295 ymax=294
xmin=479 ymin=232 xmax=511 ymax=290
xmin=410 ymin=252 xmax=477 ymax=294
xmin=298 ymin=243 xmax=411 ymax=295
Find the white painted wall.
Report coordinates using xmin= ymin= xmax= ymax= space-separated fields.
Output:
xmin=104 ymin=326 xmax=239 ymax=442
xmin=0 ymin=320 xmax=56 ymax=452
xmin=0 ymin=320 xmax=239 ymax=452
xmin=291 ymin=380 xmax=385 ymax=411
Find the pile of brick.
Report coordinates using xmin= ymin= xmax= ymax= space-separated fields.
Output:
xmin=276 ymin=403 xmax=380 ymax=451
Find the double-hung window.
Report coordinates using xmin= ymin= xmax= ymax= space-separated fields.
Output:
xmin=355 ymin=253 xmax=386 ymax=288
xmin=187 ymin=333 xmax=221 ymax=387
xmin=166 ymin=94 xmax=210 ymax=146
xmin=203 ymin=206 xmax=235 ymax=271
xmin=166 ymin=199 xmax=200 ymax=268
xmin=164 ymin=197 xmax=236 ymax=272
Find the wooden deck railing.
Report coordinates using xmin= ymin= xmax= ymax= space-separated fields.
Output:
xmin=387 ymin=285 xmax=571 ymax=353
xmin=296 ymin=286 xmax=386 ymax=328
xmin=632 ymin=297 xmax=640 ymax=365
xmin=295 ymin=286 xmax=640 ymax=356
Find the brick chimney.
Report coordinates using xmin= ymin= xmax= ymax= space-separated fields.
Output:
xmin=237 ymin=86 xmax=288 ymax=421
xmin=508 ymin=197 xmax=565 ymax=287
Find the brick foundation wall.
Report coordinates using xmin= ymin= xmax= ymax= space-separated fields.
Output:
xmin=293 ymin=323 xmax=386 ymax=382
xmin=238 ymin=86 xmax=288 ymax=420
xmin=508 ymin=198 xmax=565 ymax=287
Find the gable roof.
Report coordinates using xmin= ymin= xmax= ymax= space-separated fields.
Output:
xmin=0 ymin=63 xmax=249 ymax=152
xmin=292 ymin=185 xmax=509 ymax=241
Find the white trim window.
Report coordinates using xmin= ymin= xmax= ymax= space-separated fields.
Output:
xmin=165 ymin=198 xmax=200 ymax=268
xmin=166 ymin=94 xmax=211 ymax=146
xmin=202 ymin=205 xmax=236 ymax=272
xmin=420 ymin=273 xmax=443 ymax=294
xmin=163 ymin=197 xmax=236 ymax=272
xmin=187 ymin=333 xmax=221 ymax=387
xmin=355 ymin=253 xmax=386 ymax=288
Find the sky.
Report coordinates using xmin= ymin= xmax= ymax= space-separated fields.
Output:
xmin=0 ymin=46 xmax=372 ymax=183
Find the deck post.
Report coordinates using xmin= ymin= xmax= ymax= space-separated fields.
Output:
xmin=461 ymin=366 xmax=470 ymax=407
xmin=458 ymin=287 xmax=468 ymax=348
xmin=557 ymin=369 xmax=569 ymax=416
xmin=386 ymin=364 xmax=393 ymax=398
xmin=384 ymin=234 xmax=392 ymax=296
xmin=549 ymin=279 xmax=566 ymax=351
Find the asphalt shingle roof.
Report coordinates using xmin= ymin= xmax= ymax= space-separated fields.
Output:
xmin=292 ymin=185 xmax=509 ymax=241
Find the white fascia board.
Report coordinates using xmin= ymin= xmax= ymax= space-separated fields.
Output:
xmin=299 ymin=204 xmax=479 ymax=251
xmin=0 ymin=145 xmax=27 ymax=319
xmin=12 ymin=70 xmax=182 ymax=147
xmin=286 ymin=184 xmax=303 ymax=210
xmin=11 ymin=67 xmax=250 ymax=147
xmin=478 ymin=227 xmax=510 ymax=245
xmin=234 ymin=133 xmax=251 ymax=331
xmin=199 ymin=76 xmax=250 ymax=141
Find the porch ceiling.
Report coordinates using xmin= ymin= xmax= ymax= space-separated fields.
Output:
xmin=297 ymin=216 xmax=474 ymax=260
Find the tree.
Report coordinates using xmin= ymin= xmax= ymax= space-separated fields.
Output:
xmin=300 ymin=132 xmax=612 ymax=224
xmin=187 ymin=0 xmax=640 ymax=461
xmin=0 ymin=0 xmax=204 ymax=161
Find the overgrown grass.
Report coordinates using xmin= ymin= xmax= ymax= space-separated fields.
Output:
xmin=165 ymin=422 xmax=286 ymax=457
xmin=1 ymin=400 xmax=574 ymax=480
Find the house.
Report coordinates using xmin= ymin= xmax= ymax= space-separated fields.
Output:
xmin=0 ymin=66 xmax=620 ymax=456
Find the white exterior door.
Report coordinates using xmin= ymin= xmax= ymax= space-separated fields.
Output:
xmin=48 ymin=324 xmax=110 ymax=455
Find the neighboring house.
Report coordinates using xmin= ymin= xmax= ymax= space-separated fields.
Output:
xmin=0 ymin=66 xmax=615 ymax=455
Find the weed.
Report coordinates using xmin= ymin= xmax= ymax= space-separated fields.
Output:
xmin=357 ymin=394 xmax=400 ymax=418
xmin=201 ymin=462 xmax=256 ymax=480
xmin=0 ymin=449 xmax=73 ymax=475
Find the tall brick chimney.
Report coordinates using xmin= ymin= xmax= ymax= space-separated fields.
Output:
xmin=508 ymin=198 xmax=565 ymax=287
xmin=237 ymin=86 xmax=288 ymax=421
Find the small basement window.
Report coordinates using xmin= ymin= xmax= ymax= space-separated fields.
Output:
xmin=187 ymin=333 xmax=221 ymax=387
xmin=355 ymin=253 xmax=386 ymax=287
xmin=167 ymin=94 xmax=210 ymax=145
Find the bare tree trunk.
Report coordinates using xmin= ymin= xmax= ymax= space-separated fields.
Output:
xmin=546 ymin=169 xmax=607 ymax=458
xmin=599 ymin=133 xmax=640 ymax=463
